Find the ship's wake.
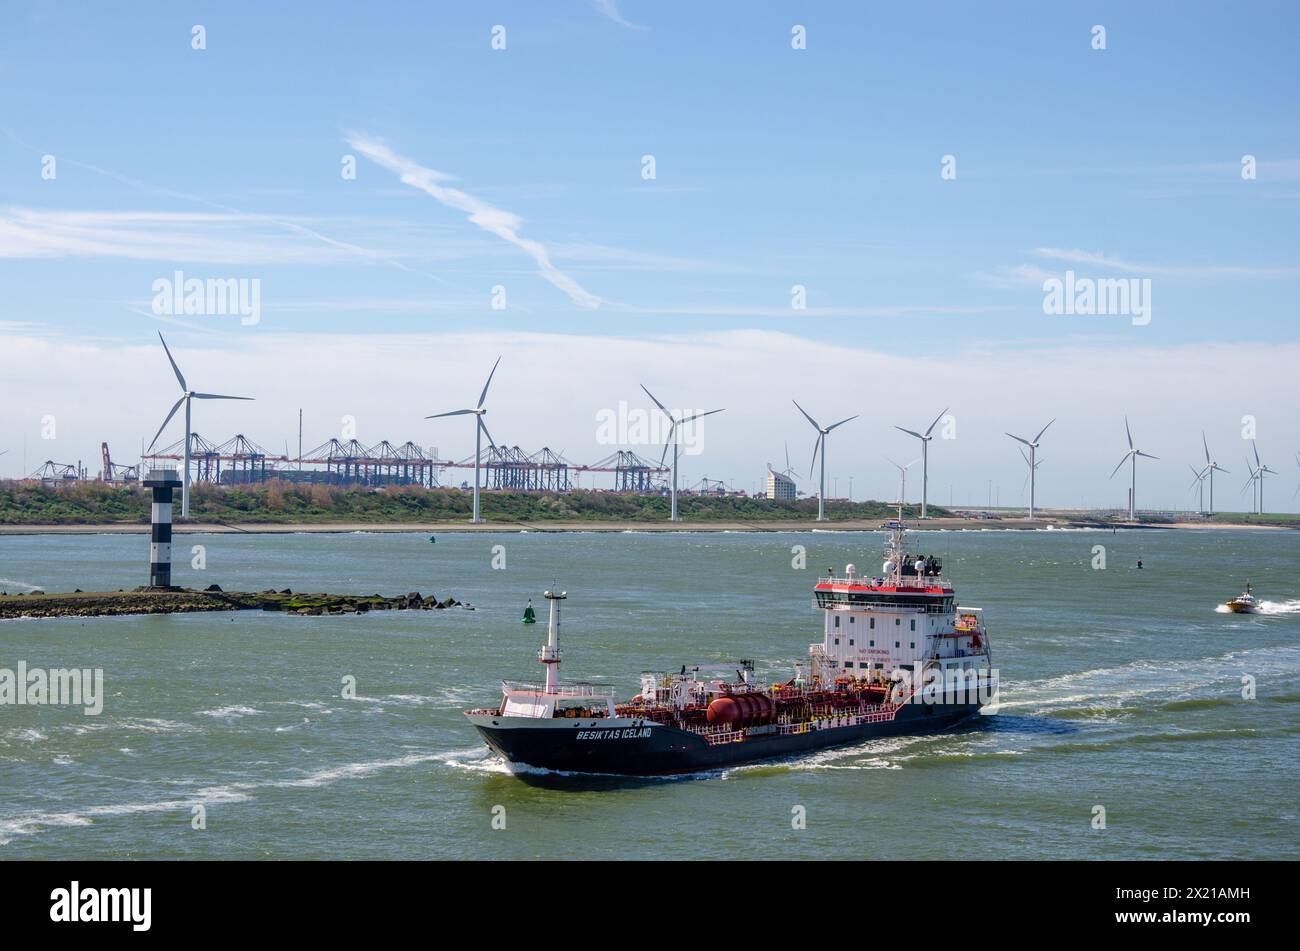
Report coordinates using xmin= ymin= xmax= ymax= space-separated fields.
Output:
xmin=1259 ymin=599 xmax=1300 ymax=615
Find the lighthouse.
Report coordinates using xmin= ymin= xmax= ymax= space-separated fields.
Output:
xmin=143 ymin=468 xmax=182 ymax=590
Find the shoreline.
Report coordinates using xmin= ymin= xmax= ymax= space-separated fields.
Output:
xmin=0 ymin=517 xmax=1291 ymax=535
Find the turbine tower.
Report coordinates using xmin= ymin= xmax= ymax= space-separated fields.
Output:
xmin=1109 ymin=416 xmax=1158 ymax=521
xmin=148 ymin=333 xmax=254 ymax=518
xmin=1019 ymin=448 xmax=1044 ymax=505
xmin=894 ymin=407 xmax=948 ymax=518
xmin=1005 ymin=418 xmax=1054 ymax=519
xmin=1246 ymin=442 xmax=1277 ymax=515
xmin=425 ymin=356 xmax=501 ymax=524
xmin=886 ymin=457 xmax=919 ymax=512
xmin=793 ymin=401 xmax=858 ymax=521
xmin=641 ymin=385 xmax=723 ymax=522
xmin=1200 ymin=432 xmax=1229 ymax=516
xmin=1188 ymin=464 xmax=1208 ymax=514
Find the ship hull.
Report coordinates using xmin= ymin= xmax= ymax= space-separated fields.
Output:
xmin=468 ymin=703 xmax=983 ymax=776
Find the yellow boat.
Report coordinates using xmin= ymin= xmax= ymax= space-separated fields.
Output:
xmin=1224 ymin=582 xmax=1260 ymax=614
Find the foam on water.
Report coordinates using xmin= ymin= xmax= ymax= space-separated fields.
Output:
xmin=0 ymin=750 xmax=444 ymax=845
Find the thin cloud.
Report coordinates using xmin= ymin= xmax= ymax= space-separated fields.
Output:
xmin=589 ymin=0 xmax=649 ymax=31
xmin=347 ymin=133 xmax=602 ymax=310
xmin=1032 ymin=247 xmax=1300 ymax=279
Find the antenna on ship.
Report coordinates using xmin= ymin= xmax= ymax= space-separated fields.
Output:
xmin=540 ymin=590 xmax=567 ymax=693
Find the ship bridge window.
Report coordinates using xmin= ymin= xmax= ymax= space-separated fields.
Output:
xmin=848 ymin=639 xmax=854 ymax=646
xmin=870 ymin=618 xmax=875 ymax=629
xmin=910 ymin=619 xmax=916 ymax=631
xmin=834 ymin=616 xmax=840 ymax=628
xmin=844 ymin=661 xmax=854 ymax=668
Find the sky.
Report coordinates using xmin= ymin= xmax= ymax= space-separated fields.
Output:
xmin=1 ymin=1 xmax=1297 ymax=509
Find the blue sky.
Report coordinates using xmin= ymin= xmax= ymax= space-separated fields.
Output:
xmin=1 ymin=1 xmax=1297 ymax=505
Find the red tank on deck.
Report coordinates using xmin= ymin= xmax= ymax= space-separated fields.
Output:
xmin=707 ymin=692 xmax=774 ymax=725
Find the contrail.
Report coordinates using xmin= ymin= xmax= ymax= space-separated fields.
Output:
xmin=347 ymin=133 xmax=602 ymax=310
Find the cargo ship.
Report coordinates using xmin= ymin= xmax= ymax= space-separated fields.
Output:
xmin=465 ymin=518 xmax=996 ymax=776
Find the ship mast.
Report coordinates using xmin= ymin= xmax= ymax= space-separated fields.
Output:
xmin=540 ymin=590 xmax=566 ymax=692
xmin=885 ymin=498 xmax=907 ymax=585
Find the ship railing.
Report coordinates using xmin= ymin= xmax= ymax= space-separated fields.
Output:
xmin=501 ymin=681 xmax=616 ymax=699
xmin=816 ymin=574 xmax=951 ymax=589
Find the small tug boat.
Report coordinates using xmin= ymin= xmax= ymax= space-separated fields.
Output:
xmin=465 ymin=514 xmax=997 ymax=777
xmin=1224 ymin=582 xmax=1261 ymax=614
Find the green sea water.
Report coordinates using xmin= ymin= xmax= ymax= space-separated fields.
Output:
xmin=1 ymin=527 xmax=1297 ymax=860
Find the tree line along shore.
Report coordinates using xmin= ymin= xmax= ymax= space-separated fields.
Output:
xmin=0 ymin=481 xmax=932 ymax=525
xmin=0 ymin=481 xmax=1294 ymax=529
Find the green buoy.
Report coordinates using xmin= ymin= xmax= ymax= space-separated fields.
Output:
xmin=522 ymin=600 xmax=537 ymax=624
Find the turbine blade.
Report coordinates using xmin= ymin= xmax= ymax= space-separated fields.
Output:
xmin=894 ymin=426 xmax=924 ymax=440
xmin=1252 ymin=441 xmax=1260 ymax=467
xmin=658 ymin=421 xmax=677 ymax=468
xmin=1109 ymin=453 xmax=1131 ymax=479
xmin=678 ymin=408 xmax=724 ymax=425
xmin=148 ymin=396 xmax=186 ymax=451
xmin=641 ymin=384 xmax=670 ymax=417
xmin=1125 ymin=416 xmax=1133 ymax=450
xmin=1033 ymin=418 xmax=1055 ymax=443
xmin=1202 ymin=430 xmax=1211 ymax=465
xmin=1137 ymin=451 xmax=1159 ymax=460
xmin=191 ymin=393 xmax=253 ymax=401
xmin=425 ymin=409 xmax=476 ymax=419
xmin=478 ymin=417 xmax=497 ymax=450
xmin=1019 ymin=446 xmax=1031 ymax=467
xmin=924 ymin=407 xmax=949 ymax=438
xmin=477 ymin=356 xmax=502 ymax=409
xmin=825 ymin=414 xmax=858 ymax=432
xmin=791 ymin=400 xmax=821 ymax=431
xmin=157 ymin=332 xmax=187 ymax=392
xmin=1006 ymin=432 xmax=1032 ymax=447
xmin=809 ymin=433 xmax=823 ymax=479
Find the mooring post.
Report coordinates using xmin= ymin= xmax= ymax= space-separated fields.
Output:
xmin=143 ymin=467 xmax=182 ymax=590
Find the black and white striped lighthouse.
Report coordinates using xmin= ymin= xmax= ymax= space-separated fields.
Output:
xmin=143 ymin=468 xmax=182 ymax=590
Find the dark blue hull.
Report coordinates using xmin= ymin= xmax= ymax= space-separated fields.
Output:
xmin=471 ymin=703 xmax=984 ymax=776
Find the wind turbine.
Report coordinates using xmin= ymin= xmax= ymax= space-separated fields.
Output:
xmin=1019 ymin=447 xmax=1044 ymax=503
xmin=793 ymin=401 xmax=858 ymax=521
xmin=894 ymin=408 xmax=948 ymax=518
xmin=641 ymin=385 xmax=724 ymax=521
xmin=1109 ymin=416 xmax=1158 ymax=521
xmin=425 ymin=356 xmax=501 ymax=524
xmin=1200 ymin=432 xmax=1229 ymax=515
xmin=148 ymin=333 xmax=253 ymax=517
xmin=1242 ymin=458 xmax=1260 ymax=514
xmin=1188 ymin=464 xmax=1208 ymax=515
xmin=1246 ymin=442 xmax=1278 ymax=514
xmin=1006 ymin=418 xmax=1053 ymax=519
xmin=886 ymin=457 xmax=919 ymax=512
